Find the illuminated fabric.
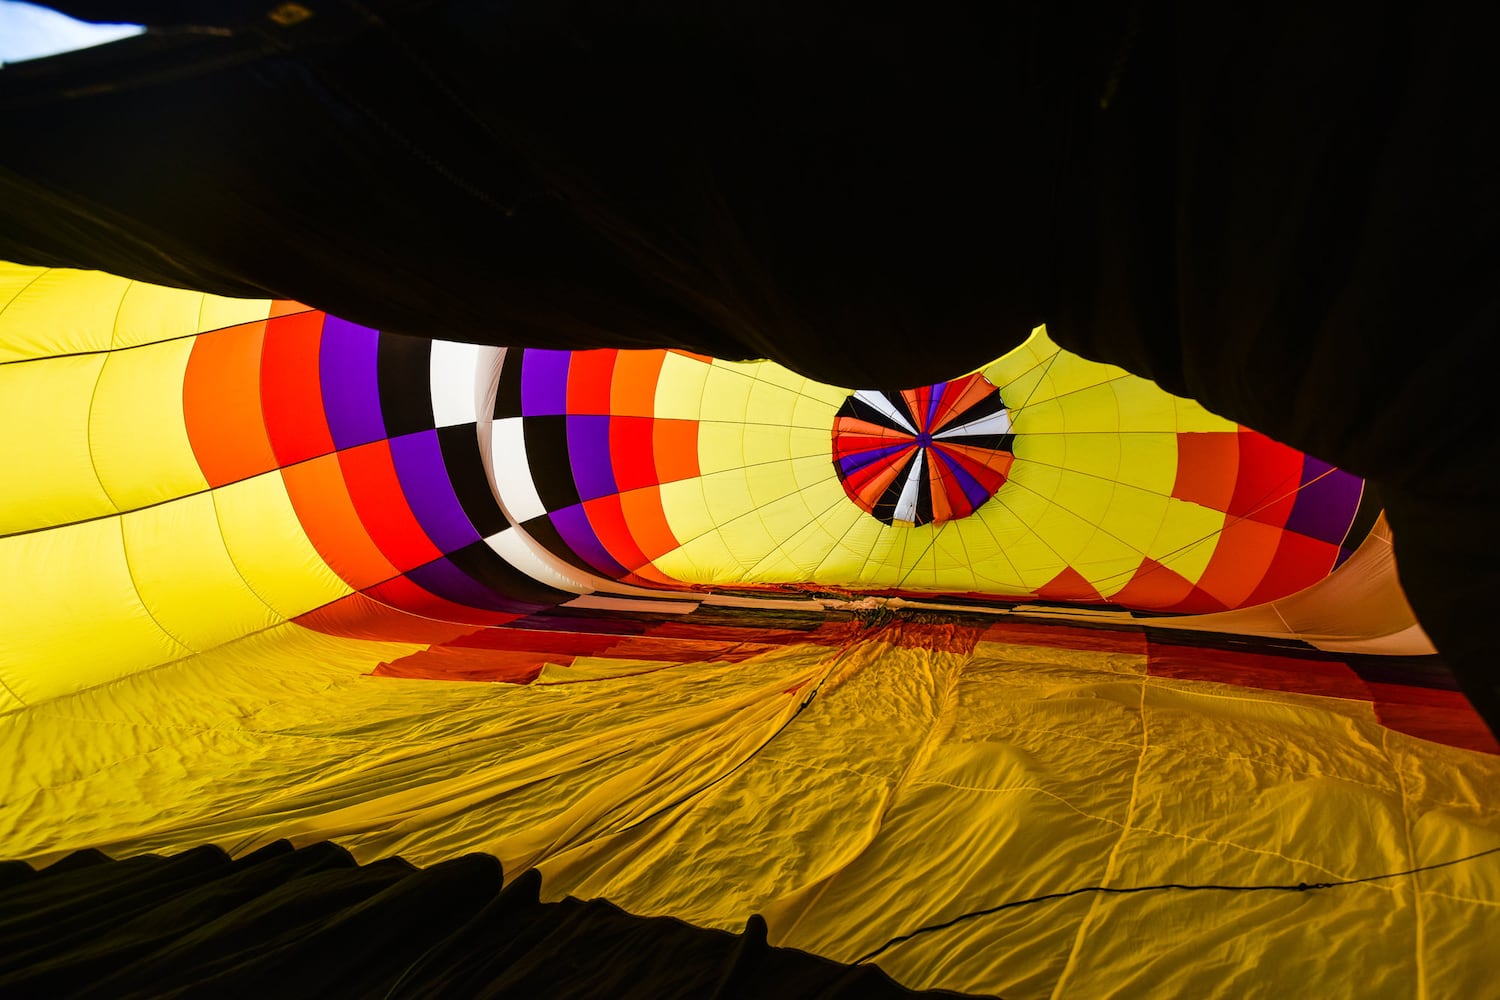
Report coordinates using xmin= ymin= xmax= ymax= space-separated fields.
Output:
xmin=2 ymin=262 xmax=1496 ymax=998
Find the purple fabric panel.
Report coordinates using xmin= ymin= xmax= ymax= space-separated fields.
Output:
xmin=320 ymin=315 xmax=386 ymax=449
xmin=389 ymin=429 xmax=481 ymax=554
xmin=839 ymin=441 xmax=916 ymax=477
xmin=550 ymin=504 xmax=630 ymax=578
xmin=567 ymin=415 xmax=617 ymax=500
xmin=521 ymin=350 xmax=571 ymax=416
xmin=1286 ymin=457 xmax=1365 ymax=545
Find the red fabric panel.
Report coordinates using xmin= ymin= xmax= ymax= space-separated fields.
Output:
xmin=1108 ymin=557 xmax=1200 ymax=612
xmin=1227 ymin=430 xmax=1301 ymax=526
xmin=980 ymin=620 xmax=1148 ymax=654
xmin=1242 ymin=531 xmax=1340 ymax=608
xmin=608 ymin=416 xmax=659 ymax=492
xmin=582 ymin=494 xmax=651 ymax=571
xmin=1366 ymin=683 xmax=1500 ymax=755
xmin=565 ymin=349 xmax=616 ymax=414
xmin=1147 ymin=639 xmax=1369 ymax=700
xmin=293 ymin=592 xmax=475 ymax=644
xmin=338 ymin=440 xmax=444 ymax=571
xmin=259 ymin=311 xmax=334 ymax=466
xmin=1033 ymin=566 xmax=1105 ymax=604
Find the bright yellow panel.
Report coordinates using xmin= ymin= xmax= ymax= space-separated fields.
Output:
xmin=212 ymin=472 xmax=352 ymax=618
xmin=122 ymin=494 xmax=284 ymax=652
xmin=1145 ymin=498 xmax=1228 ymax=580
xmin=0 ymin=518 xmax=189 ymax=706
xmin=696 ymin=421 xmax=747 ymax=475
xmin=0 ymin=266 xmax=129 ymax=361
xmin=0 ymin=353 xmax=115 ymax=534
xmin=652 ymin=351 xmax=711 ymax=419
xmin=89 ymin=338 xmax=211 ymax=511
xmin=198 ymin=293 xmax=276 ymax=336
xmin=697 ymin=362 xmax=756 ymax=423
xmin=113 ymin=282 xmax=275 ymax=348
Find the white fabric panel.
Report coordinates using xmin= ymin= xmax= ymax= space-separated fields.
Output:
xmin=488 ymin=417 xmax=548 ymax=522
xmin=853 ymin=390 xmax=917 ymax=434
xmin=935 ymin=408 xmax=1012 ymax=439
xmin=484 ymin=528 xmax=593 ymax=595
xmin=892 ymin=451 xmax=925 ymax=523
xmin=430 ymin=341 xmax=504 ymax=427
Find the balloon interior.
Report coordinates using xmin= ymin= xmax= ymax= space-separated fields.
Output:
xmin=2 ymin=264 xmax=1497 ymax=997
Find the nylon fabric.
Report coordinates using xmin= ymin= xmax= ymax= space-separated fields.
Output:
xmin=1 ymin=623 xmax=1496 ymax=996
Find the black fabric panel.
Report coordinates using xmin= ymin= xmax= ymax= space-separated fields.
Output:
xmin=444 ymin=538 xmax=575 ymax=610
xmin=521 ymin=416 xmax=580 ymax=512
xmin=494 ymin=351 xmax=525 ymax=419
xmin=377 ymin=334 xmax=435 ymax=438
xmin=436 ymin=422 xmax=509 ymax=538
xmin=0 ymin=843 xmax=983 ymax=1000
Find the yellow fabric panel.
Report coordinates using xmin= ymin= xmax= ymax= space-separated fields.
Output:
xmin=0 ymin=628 xmax=1496 ymax=996
xmin=88 ymin=337 xmax=211 ymax=512
xmin=0 ymin=263 xmax=274 ymax=361
xmin=1142 ymin=496 xmax=1227 ymax=580
xmin=0 ymin=631 xmax=831 ymax=868
xmin=122 ymin=494 xmax=284 ymax=652
xmin=0 ymin=623 xmax=423 ymax=859
xmin=0 ymin=518 xmax=189 ymax=708
xmin=695 ymin=361 xmax=758 ymax=423
xmin=197 ymin=294 xmax=277 ymax=337
xmin=0 ymin=353 xmax=116 ymax=535
xmin=0 ymin=266 xmax=131 ymax=360
xmin=109 ymin=279 xmax=272 ymax=349
xmin=212 ymin=472 xmax=354 ymax=618
xmin=651 ymin=351 xmax=711 ymax=420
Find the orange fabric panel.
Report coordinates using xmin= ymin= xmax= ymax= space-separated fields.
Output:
xmin=653 ymin=419 xmax=700 ymax=483
xmin=1192 ymin=517 xmax=1284 ymax=608
xmin=610 ymin=350 xmax=665 ymax=417
xmin=1171 ymin=432 xmax=1239 ymax=511
xmin=182 ymin=321 xmax=277 ymax=487
xmin=280 ymin=454 xmax=399 ymax=590
xmin=618 ymin=486 xmax=681 ymax=562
